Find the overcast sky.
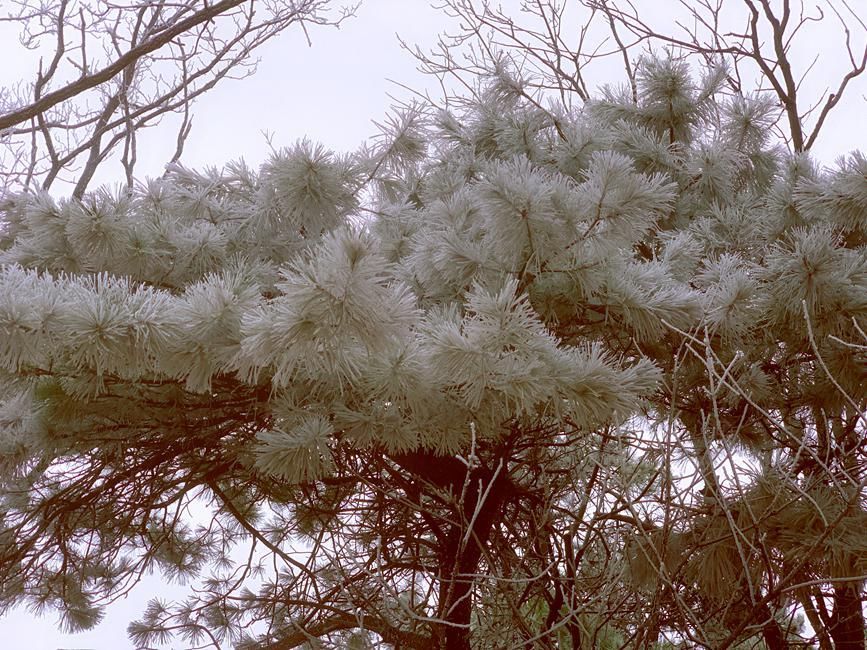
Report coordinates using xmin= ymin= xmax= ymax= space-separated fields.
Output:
xmin=0 ymin=2 xmax=452 ymax=647
xmin=0 ymin=0 xmax=865 ymax=647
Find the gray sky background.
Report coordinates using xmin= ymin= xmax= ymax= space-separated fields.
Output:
xmin=0 ymin=0 xmax=865 ymax=647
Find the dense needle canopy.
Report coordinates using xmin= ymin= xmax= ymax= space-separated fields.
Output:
xmin=0 ymin=57 xmax=866 ymax=649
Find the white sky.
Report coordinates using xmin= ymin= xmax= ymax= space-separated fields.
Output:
xmin=0 ymin=0 xmax=865 ymax=647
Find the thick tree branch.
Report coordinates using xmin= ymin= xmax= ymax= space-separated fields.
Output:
xmin=252 ymin=611 xmax=435 ymax=649
xmin=0 ymin=0 xmax=245 ymax=132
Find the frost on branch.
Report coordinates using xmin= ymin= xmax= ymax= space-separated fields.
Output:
xmin=0 ymin=55 xmax=865 ymax=649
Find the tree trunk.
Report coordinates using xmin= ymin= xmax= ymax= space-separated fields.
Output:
xmin=829 ymin=583 xmax=865 ymax=650
xmin=438 ymin=502 xmax=491 ymax=650
xmin=758 ymin=602 xmax=788 ymax=650
xmin=392 ymin=450 xmax=513 ymax=649
xmin=441 ymin=561 xmax=474 ymax=650
xmin=436 ymin=466 xmax=507 ymax=649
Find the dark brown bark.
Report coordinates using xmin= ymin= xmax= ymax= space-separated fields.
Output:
xmin=758 ymin=602 xmax=789 ymax=650
xmin=440 ymin=549 xmax=474 ymax=650
xmin=439 ymin=482 xmax=503 ymax=650
xmin=830 ymin=583 xmax=865 ymax=650
xmin=396 ymin=451 xmax=509 ymax=650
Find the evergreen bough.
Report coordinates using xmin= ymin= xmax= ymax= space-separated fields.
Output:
xmin=1 ymin=56 xmax=865 ymax=649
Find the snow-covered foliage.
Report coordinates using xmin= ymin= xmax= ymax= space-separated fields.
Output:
xmin=0 ymin=57 xmax=865 ymax=648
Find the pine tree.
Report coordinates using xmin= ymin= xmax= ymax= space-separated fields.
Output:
xmin=1 ymin=55 xmax=865 ymax=649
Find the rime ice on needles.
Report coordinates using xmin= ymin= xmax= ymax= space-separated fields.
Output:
xmin=0 ymin=52 xmax=865 ymax=650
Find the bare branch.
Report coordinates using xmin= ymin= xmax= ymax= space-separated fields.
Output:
xmin=0 ymin=0 xmax=354 ymax=196
xmin=0 ymin=0 xmax=246 ymax=132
